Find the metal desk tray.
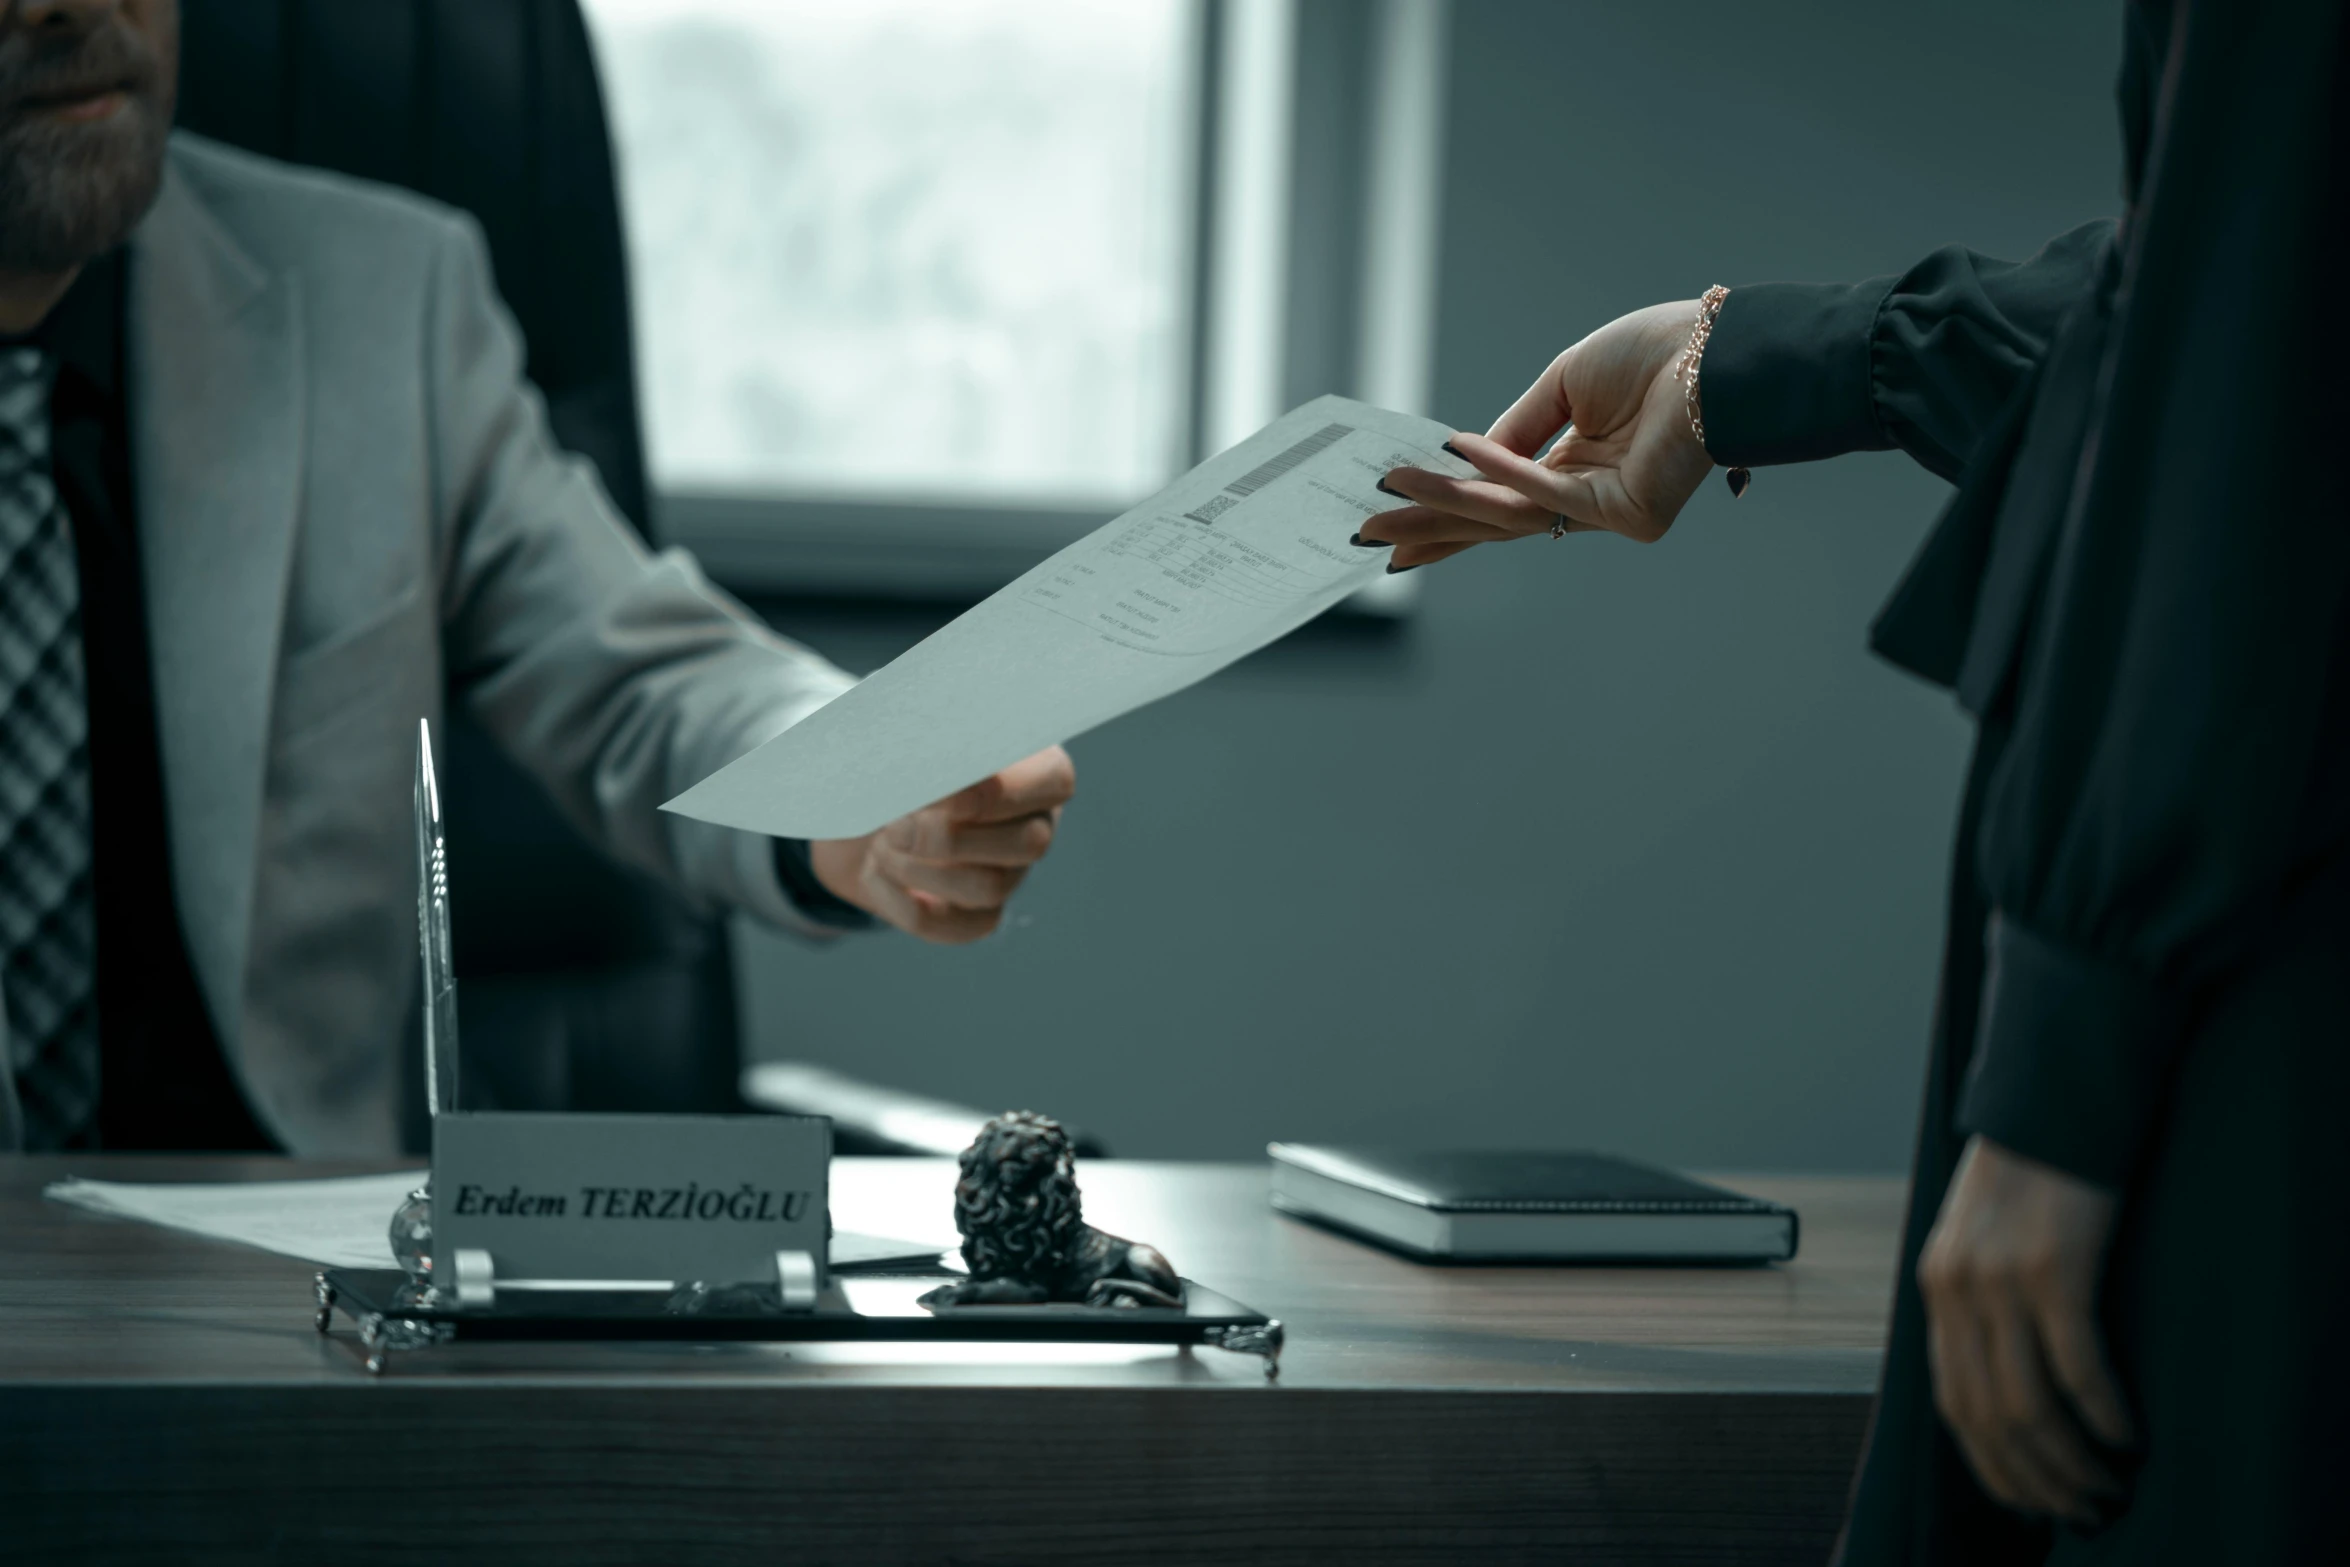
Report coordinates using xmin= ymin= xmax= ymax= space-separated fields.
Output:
xmin=315 ymin=1267 xmax=1284 ymax=1379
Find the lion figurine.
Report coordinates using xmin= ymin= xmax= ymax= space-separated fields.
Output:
xmin=918 ymin=1110 xmax=1184 ymax=1310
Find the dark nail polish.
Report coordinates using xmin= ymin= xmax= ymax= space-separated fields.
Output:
xmin=1386 ymin=562 xmax=1418 ymax=575
xmin=1374 ymin=478 xmax=1401 ymax=498
xmin=1348 ymin=533 xmax=1385 ymax=548
xmin=1441 ymin=441 xmax=1465 ymax=459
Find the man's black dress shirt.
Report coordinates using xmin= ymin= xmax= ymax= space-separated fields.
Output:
xmin=11 ymin=253 xmax=275 ymax=1151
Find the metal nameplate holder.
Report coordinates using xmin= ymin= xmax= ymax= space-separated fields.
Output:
xmin=308 ymin=721 xmax=1282 ymax=1380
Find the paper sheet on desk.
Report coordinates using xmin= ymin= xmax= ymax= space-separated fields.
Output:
xmin=45 ymin=1172 xmax=948 ymax=1271
xmin=662 ymin=395 xmax=1475 ymax=840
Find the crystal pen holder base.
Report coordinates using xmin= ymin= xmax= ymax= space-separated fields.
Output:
xmin=313 ymin=1267 xmax=1286 ymax=1379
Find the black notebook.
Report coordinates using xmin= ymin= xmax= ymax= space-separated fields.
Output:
xmin=1267 ymin=1145 xmax=1798 ymax=1262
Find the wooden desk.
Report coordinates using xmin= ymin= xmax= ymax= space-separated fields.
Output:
xmin=0 ymin=1156 xmax=1902 ymax=1565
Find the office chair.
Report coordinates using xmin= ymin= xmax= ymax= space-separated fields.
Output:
xmin=175 ymin=0 xmax=741 ymax=1129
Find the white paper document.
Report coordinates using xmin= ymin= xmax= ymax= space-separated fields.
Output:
xmin=663 ymin=395 xmax=1475 ymax=839
xmin=45 ymin=1172 xmax=947 ymax=1271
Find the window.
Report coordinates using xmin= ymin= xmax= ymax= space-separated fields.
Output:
xmin=581 ymin=0 xmax=1449 ymax=610
xmin=583 ymin=0 xmax=1197 ymax=507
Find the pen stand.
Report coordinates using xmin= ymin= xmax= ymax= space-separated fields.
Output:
xmin=306 ymin=1109 xmax=1286 ymax=1378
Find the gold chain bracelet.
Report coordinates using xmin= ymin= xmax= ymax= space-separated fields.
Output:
xmin=1676 ymin=284 xmax=1751 ymax=498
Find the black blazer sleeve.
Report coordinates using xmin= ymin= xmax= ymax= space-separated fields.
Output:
xmin=1698 ymin=219 xmax=2112 ymax=483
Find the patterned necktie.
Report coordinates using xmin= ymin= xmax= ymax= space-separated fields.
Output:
xmin=0 ymin=345 xmax=98 ymax=1150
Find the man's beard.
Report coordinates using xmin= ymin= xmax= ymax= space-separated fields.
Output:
xmin=0 ymin=25 xmax=174 ymax=273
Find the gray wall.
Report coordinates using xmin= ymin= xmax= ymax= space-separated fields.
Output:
xmin=733 ymin=1 xmax=2122 ymax=1171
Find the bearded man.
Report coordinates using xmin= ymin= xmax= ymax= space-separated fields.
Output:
xmin=0 ymin=0 xmax=1073 ymax=1154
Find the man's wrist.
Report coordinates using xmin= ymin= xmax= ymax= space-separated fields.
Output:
xmin=772 ymin=838 xmax=876 ymax=930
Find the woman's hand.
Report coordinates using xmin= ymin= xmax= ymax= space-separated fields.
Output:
xmin=1360 ymin=300 xmax=1715 ymax=570
xmin=1918 ymin=1136 xmax=2136 ymax=1527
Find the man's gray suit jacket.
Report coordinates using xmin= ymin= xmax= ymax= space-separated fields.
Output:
xmin=0 ymin=134 xmax=858 ymax=1155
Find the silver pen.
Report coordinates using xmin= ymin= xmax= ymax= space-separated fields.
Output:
xmin=415 ymin=717 xmax=460 ymax=1116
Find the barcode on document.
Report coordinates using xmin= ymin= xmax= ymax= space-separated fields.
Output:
xmin=1184 ymin=422 xmax=1354 ymax=524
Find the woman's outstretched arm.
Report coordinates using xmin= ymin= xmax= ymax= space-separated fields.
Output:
xmin=1364 ymin=221 xmax=2113 ymax=566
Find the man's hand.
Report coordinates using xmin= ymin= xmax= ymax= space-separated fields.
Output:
xmin=1918 ymin=1136 xmax=2136 ymax=1526
xmin=808 ymin=746 xmax=1074 ymax=944
xmin=1359 ymin=300 xmax=1715 ymax=571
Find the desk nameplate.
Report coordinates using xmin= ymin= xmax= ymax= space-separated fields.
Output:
xmin=430 ymin=1112 xmax=829 ymax=1291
